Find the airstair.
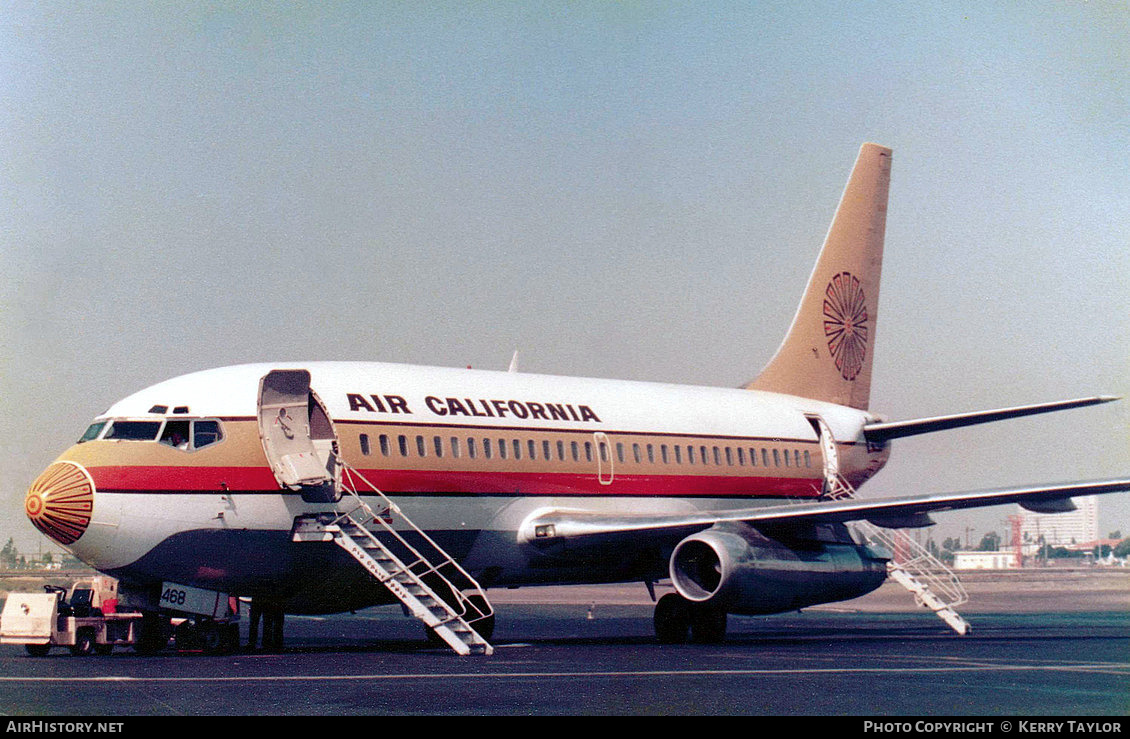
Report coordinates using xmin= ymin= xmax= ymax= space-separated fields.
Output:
xmin=825 ymin=473 xmax=970 ymax=635
xmin=292 ymin=459 xmax=495 ymax=656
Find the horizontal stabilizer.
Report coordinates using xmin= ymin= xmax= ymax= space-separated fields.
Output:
xmin=862 ymin=396 xmax=1119 ymax=443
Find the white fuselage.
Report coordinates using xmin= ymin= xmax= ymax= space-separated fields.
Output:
xmin=28 ymin=362 xmax=890 ymax=613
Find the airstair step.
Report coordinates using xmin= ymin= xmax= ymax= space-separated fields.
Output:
xmin=293 ymin=459 xmax=495 ymax=656
xmin=824 ymin=473 xmax=970 ymax=637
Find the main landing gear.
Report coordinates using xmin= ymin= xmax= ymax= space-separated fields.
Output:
xmin=653 ymin=593 xmax=727 ymax=645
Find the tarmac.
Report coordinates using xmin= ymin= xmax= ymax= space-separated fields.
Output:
xmin=0 ymin=569 xmax=1127 ymax=716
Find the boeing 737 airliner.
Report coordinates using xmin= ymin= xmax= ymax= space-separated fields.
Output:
xmin=23 ymin=144 xmax=1128 ymax=655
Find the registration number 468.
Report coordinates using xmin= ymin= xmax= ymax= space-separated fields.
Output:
xmin=159 ymin=582 xmax=231 ymax=618
xmin=160 ymin=587 xmax=188 ymax=607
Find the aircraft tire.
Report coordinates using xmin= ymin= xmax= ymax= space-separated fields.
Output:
xmin=689 ymin=603 xmax=727 ymax=644
xmin=654 ymin=593 xmax=692 ymax=645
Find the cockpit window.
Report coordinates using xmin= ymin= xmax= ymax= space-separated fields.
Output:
xmin=159 ymin=420 xmax=191 ymax=449
xmin=88 ymin=418 xmax=225 ymax=450
xmin=105 ymin=421 xmax=163 ymax=441
xmin=78 ymin=422 xmax=107 ymax=443
xmin=193 ymin=420 xmax=223 ymax=449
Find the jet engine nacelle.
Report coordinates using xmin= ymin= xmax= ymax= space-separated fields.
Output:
xmin=669 ymin=525 xmax=887 ymax=616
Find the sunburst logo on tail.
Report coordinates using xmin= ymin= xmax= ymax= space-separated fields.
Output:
xmin=823 ymin=272 xmax=869 ymax=381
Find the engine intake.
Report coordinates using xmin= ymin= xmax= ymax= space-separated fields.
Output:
xmin=670 ymin=526 xmax=887 ymax=615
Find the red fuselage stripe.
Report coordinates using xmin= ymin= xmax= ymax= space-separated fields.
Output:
xmin=86 ymin=465 xmax=823 ymax=498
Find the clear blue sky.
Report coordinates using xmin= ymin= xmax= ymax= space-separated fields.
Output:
xmin=2 ymin=3 xmax=1128 ymax=554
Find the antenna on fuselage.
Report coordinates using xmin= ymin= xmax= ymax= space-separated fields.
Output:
xmin=508 ymin=350 xmax=520 ymax=373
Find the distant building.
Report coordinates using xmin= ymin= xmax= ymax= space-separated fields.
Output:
xmin=953 ymin=550 xmax=1018 ymax=570
xmin=1018 ymin=496 xmax=1098 ymax=547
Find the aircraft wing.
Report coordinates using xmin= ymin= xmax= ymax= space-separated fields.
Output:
xmin=520 ymin=478 xmax=1130 ymax=548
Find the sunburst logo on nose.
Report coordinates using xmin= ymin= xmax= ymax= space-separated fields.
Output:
xmin=26 ymin=461 xmax=94 ymax=545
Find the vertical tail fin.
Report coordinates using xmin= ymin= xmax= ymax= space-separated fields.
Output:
xmin=746 ymin=143 xmax=892 ymax=410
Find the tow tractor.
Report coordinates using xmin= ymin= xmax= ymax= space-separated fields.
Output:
xmin=0 ymin=576 xmax=142 ymax=656
xmin=1 ymin=578 xmax=243 ymax=656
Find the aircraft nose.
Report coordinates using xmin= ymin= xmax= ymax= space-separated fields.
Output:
xmin=26 ymin=461 xmax=95 ymax=546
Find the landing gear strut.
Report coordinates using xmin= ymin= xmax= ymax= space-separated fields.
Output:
xmin=653 ymin=593 xmax=727 ymax=644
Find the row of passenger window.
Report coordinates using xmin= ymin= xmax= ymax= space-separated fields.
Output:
xmin=358 ymin=432 xmax=812 ymax=469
